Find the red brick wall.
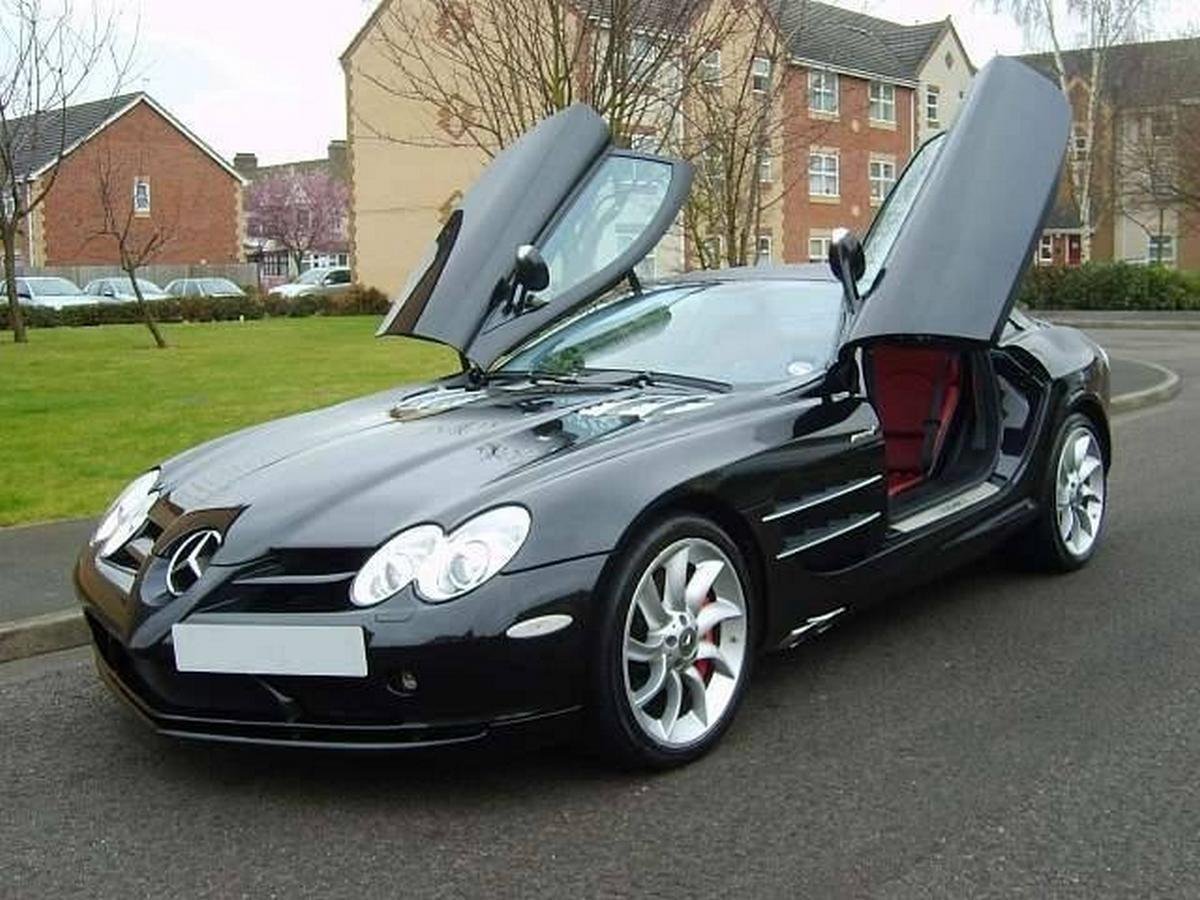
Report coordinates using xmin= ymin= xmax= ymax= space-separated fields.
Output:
xmin=40 ymin=101 xmax=241 ymax=266
xmin=781 ymin=67 xmax=914 ymax=264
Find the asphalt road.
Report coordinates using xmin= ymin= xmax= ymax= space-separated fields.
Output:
xmin=2 ymin=328 xmax=1196 ymax=899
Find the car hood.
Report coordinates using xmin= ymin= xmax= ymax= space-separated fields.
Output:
xmin=159 ymin=380 xmax=717 ymax=565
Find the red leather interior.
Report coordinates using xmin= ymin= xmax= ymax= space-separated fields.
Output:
xmin=870 ymin=347 xmax=962 ymax=496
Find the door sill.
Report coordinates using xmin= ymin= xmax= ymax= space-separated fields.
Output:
xmin=889 ymin=480 xmax=1000 ymax=534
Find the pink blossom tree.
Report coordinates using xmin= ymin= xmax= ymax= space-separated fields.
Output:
xmin=245 ymin=170 xmax=349 ymax=273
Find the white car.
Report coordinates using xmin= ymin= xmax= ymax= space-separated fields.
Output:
xmin=84 ymin=276 xmax=171 ymax=302
xmin=15 ymin=277 xmax=97 ymax=309
xmin=267 ymin=266 xmax=352 ymax=299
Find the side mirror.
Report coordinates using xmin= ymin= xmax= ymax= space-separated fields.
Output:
xmin=514 ymin=244 xmax=550 ymax=293
xmin=828 ymin=228 xmax=865 ymax=283
xmin=828 ymin=227 xmax=865 ymax=310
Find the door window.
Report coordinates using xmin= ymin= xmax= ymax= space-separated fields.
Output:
xmin=536 ymin=154 xmax=673 ymax=305
xmin=861 ymin=133 xmax=946 ymax=293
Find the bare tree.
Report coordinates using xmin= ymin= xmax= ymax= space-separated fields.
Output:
xmin=91 ymin=146 xmax=172 ymax=349
xmin=674 ymin=1 xmax=828 ymax=268
xmin=359 ymin=0 xmax=742 ymax=157
xmin=245 ymin=169 xmax=349 ymax=274
xmin=0 ymin=0 xmax=133 ymax=343
xmin=1113 ymin=105 xmax=1185 ymax=260
xmin=988 ymin=0 xmax=1156 ymax=262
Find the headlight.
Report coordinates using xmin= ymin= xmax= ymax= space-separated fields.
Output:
xmin=93 ymin=469 xmax=160 ymax=557
xmin=350 ymin=506 xmax=531 ymax=607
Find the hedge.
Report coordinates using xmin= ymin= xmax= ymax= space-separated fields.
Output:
xmin=1018 ymin=262 xmax=1200 ymax=311
xmin=0 ymin=286 xmax=392 ymax=330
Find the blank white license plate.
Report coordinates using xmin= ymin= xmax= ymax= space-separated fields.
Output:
xmin=172 ymin=623 xmax=368 ymax=678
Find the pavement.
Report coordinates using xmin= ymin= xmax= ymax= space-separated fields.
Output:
xmin=0 ymin=325 xmax=1196 ymax=898
xmin=1036 ymin=309 xmax=1200 ymax=330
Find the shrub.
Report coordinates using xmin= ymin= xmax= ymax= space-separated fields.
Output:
xmin=1018 ymin=262 xmax=1200 ymax=311
xmin=0 ymin=284 xmax=393 ymax=330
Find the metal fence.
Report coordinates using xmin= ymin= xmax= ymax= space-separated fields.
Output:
xmin=12 ymin=263 xmax=260 ymax=288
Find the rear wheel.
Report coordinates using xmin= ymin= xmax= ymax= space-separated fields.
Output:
xmin=589 ymin=516 xmax=754 ymax=769
xmin=1021 ymin=412 xmax=1107 ymax=571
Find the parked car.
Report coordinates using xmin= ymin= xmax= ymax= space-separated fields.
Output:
xmin=267 ymin=266 xmax=352 ymax=299
xmin=14 ymin=276 xmax=97 ymax=308
xmin=164 ymin=278 xmax=247 ymax=299
xmin=76 ymin=60 xmax=1109 ymax=768
xmin=84 ymin=276 xmax=170 ymax=302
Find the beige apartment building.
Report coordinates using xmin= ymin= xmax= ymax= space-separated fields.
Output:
xmin=1021 ymin=38 xmax=1200 ymax=270
xmin=342 ymin=0 xmax=973 ymax=295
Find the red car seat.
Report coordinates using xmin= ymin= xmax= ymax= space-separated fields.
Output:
xmin=869 ymin=347 xmax=962 ymax=496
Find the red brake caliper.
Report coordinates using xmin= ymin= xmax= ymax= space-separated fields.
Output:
xmin=694 ymin=588 xmax=716 ymax=682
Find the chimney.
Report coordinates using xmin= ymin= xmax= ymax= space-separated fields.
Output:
xmin=233 ymin=152 xmax=259 ymax=179
xmin=327 ymin=140 xmax=348 ymax=180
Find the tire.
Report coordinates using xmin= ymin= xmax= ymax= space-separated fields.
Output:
xmin=1019 ymin=412 xmax=1108 ymax=572
xmin=588 ymin=514 xmax=756 ymax=769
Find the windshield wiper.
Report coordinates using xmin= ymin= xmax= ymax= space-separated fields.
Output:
xmin=577 ymin=368 xmax=732 ymax=393
xmin=480 ymin=369 xmax=625 ymax=390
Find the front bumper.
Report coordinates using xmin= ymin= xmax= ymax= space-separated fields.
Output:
xmin=78 ymin=551 xmax=607 ymax=750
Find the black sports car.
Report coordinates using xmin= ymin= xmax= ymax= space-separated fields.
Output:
xmin=76 ymin=58 xmax=1109 ymax=767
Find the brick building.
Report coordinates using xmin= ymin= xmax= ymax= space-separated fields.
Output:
xmin=7 ymin=93 xmax=245 ymax=269
xmin=771 ymin=2 xmax=973 ymax=265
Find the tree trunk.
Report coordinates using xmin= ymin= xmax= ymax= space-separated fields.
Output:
xmin=2 ymin=228 xmax=28 ymax=343
xmin=128 ymin=269 xmax=168 ymax=349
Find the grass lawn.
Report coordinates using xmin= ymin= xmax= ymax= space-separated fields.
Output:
xmin=0 ymin=318 xmax=459 ymax=526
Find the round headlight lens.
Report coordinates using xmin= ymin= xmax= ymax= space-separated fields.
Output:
xmin=350 ymin=506 xmax=531 ymax=607
xmin=417 ymin=507 xmax=531 ymax=602
xmin=350 ymin=524 xmax=441 ymax=608
xmin=93 ymin=470 xmax=160 ymax=558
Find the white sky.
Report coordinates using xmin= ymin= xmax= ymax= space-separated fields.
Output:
xmin=101 ymin=0 xmax=1199 ymax=166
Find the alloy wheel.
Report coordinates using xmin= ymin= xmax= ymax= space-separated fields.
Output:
xmin=1055 ymin=425 xmax=1105 ymax=558
xmin=621 ymin=537 xmax=748 ymax=748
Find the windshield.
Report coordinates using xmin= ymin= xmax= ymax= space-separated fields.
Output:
xmin=497 ymin=279 xmax=844 ymax=388
xmin=297 ymin=269 xmax=327 ymax=284
xmin=29 ymin=278 xmax=81 ymax=296
xmin=860 ymin=133 xmax=947 ymax=294
xmin=202 ymin=278 xmax=239 ymax=293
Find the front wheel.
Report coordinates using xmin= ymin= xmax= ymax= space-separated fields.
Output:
xmin=1021 ymin=412 xmax=1108 ymax=571
xmin=589 ymin=516 xmax=755 ymax=769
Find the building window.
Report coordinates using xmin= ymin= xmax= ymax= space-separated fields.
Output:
xmin=869 ymin=82 xmax=896 ymax=124
xmin=1038 ymin=235 xmax=1054 ymax=265
xmin=756 ymin=234 xmax=773 ymax=265
xmin=1071 ymin=124 xmax=1090 ymax=162
xmin=1 ymin=193 xmax=14 ymax=219
xmin=703 ymin=146 xmax=725 ymax=184
xmin=808 ymin=231 xmax=832 ymax=263
xmin=700 ymin=234 xmax=724 ymax=268
xmin=133 ymin=177 xmax=151 ymax=215
xmin=926 ymin=85 xmax=941 ymax=127
xmin=808 ymin=70 xmax=838 ymax=114
xmin=751 ymin=57 xmax=771 ymax=94
xmin=758 ymin=146 xmax=773 ymax=184
xmin=809 ymin=150 xmax=839 ymax=197
xmin=701 ymin=50 xmax=722 ymax=88
xmin=1148 ymin=235 xmax=1176 ymax=267
xmin=868 ymin=158 xmax=896 ymax=203
xmin=1151 ymin=110 xmax=1175 ymax=140
xmin=629 ymin=132 xmax=658 ymax=154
